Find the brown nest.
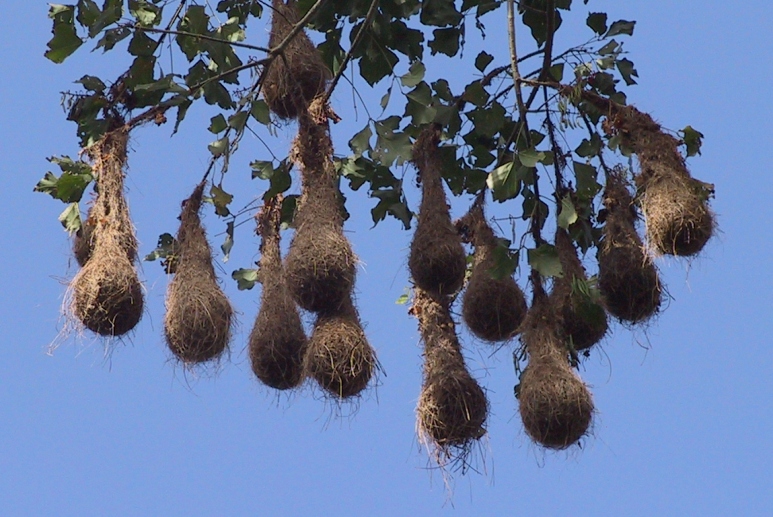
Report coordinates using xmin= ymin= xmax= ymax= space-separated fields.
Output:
xmin=414 ymin=288 xmax=488 ymax=453
xmin=73 ymin=203 xmax=138 ymax=267
xmin=303 ymin=296 xmax=376 ymax=399
xmin=249 ymin=196 xmax=308 ymax=390
xmin=70 ymin=129 xmax=143 ymax=336
xmin=455 ymin=200 xmax=527 ymax=342
xmin=518 ymin=288 xmax=594 ymax=449
xmin=580 ymin=91 xmax=715 ymax=256
xmin=164 ymin=182 xmax=233 ymax=364
xmin=284 ymin=105 xmax=356 ymax=313
xmin=597 ymin=172 xmax=662 ymax=324
xmin=550 ymin=227 xmax=608 ymax=351
xmin=262 ymin=0 xmax=330 ymax=119
xmin=408 ymin=126 xmax=467 ymax=297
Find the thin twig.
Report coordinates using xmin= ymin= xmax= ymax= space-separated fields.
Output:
xmin=323 ymin=0 xmax=379 ymax=104
xmin=133 ymin=24 xmax=271 ymax=52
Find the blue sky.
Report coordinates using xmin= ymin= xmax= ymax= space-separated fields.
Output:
xmin=2 ymin=1 xmax=772 ymax=515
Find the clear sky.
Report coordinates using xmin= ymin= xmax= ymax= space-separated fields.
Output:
xmin=2 ymin=1 xmax=772 ymax=515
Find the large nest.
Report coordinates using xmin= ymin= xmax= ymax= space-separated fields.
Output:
xmin=249 ymin=196 xmax=308 ymax=390
xmin=303 ymin=296 xmax=376 ymax=399
xmin=518 ymin=288 xmax=594 ymax=449
xmin=164 ymin=182 xmax=233 ymax=364
xmin=261 ymin=0 xmax=330 ymax=119
xmin=408 ymin=126 xmax=467 ymax=297
xmin=285 ymin=106 xmax=356 ymax=314
xmin=455 ymin=200 xmax=527 ymax=342
xmin=597 ymin=172 xmax=662 ymax=324
xmin=414 ymin=288 xmax=488 ymax=457
xmin=70 ymin=129 xmax=143 ymax=336
xmin=550 ymin=227 xmax=608 ymax=351
xmin=581 ymin=92 xmax=715 ymax=256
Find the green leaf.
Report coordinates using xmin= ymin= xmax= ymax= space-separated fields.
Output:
xmin=250 ymin=100 xmax=271 ymax=125
xmin=128 ymin=31 xmax=157 ymax=57
xmin=549 ymin=63 xmax=564 ymax=82
xmin=129 ymin=0 xmax=162 ymax=27
xmin=680 ymin=125 xmax=704 ymax=157
xmin=94 ymin=26 xmax=130 ymax=52
xmin=518 ymin=148 xmax=545 ymax=168
xmin=400 ymin=61 xmax=425 ymax=87
xmin=58 ymin=202 xmax=82 ymax=234
xmin=605 ymin=20 xmax=635 ymax=37
xmin=172 ymin=99 xmax=192 ymax=134
xmin=463 ymin=80 xmax=489 ymax=107
xmin=586 ymin=12 xmax=607 ymax=35
xmin=144 ymin=232 xmax=178 ymax=261
xmin=420 ymin=0 xmax=463 ymax=27
xmin=527 ymin=244 xmax=563 ymax=278
xmin=558 ymin=196 xmax=578 ymax=229
xmin=232 ymin=268 xmax=259 ymax=290
xmin=208 ymin=114 xmax=227 ymax=133
xmin=380 ymin=88 xmax=392 ymax=110
xmin=45 ymin=5 xmax=84 ymax=63
xmin=88 ymin=0 xmax=123 ymax=38
xmin=574 ymin=133 xmax=603 ymax=158
xmin=76 ymin=0 xmax=100 ymax=28
xmin=34 ymin=156 xmax=94 ymax=203
xmin=573 ymin=161 xmax=601 ymax=200
xmin=228 ymin=111 xmax=248 ymax=131
xmin=395 ymin=291 xmax=410 ymax=305
xmin=487 ymin=161 xmax=526 ymax=202
xmin=474 ymin=51 xmax=494 ymax=72
xmin=209 ymin=184 xmax=233 ymax=216
xmin=280 ymin=195 xmax=298 ymax=229
xmin=489 ymin=239 xmax=519 ymax=280
xmin=221 ymin=220 xmax=234 ymax=261
xmin=428 ymin=27 xmax=461 ymax=57
xmin=616 ymin=58 xmax=638 ymax=85
xmin=251 ymin=160 xmax=292 ymax=199
xmin=468 ymin=102 xmax=506 ymax=138
xmin=349 ymin=125 xmax=372 ymax=156
xmin=404 ymin=82 xmax=437 ymax=125
xmin=208 ymin=136 xmax=228 ymax=157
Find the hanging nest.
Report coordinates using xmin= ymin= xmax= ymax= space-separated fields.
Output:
xmin=517 ymin=287 xmax=594 ymax=449
xmin=414 ymin=288 xmax=488 ymax=456
xmin=285 ymin=106 xmax=356 ymax=314
xmin=73 ymin=202 xmax=138 ymax=268
xmin=164 ymin=181 xmax=233 ymax=364
xmin=303 ymin=296 xmax=376 ymax=399
xmin=597 ymin=172 xmax=662 ymax=324
xmin=262 ymin=0 xmax=330 ymax=119
xmin=579 ymin=91 xmax=715 ymax=256
xmin=550 ymin=227 xmax=608 ymax=351
xmin=69 ymin=129 xmax=143 ymax=336
xmin=408 ymin=126 xmax=467 ymax=297
xmin=249 ymin=196 xmax=308 ymax=390
xmin=455 ymin=199 xmax=527 ymax=342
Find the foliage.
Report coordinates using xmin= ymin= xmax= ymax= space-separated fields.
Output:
xmin=38 ymin=0 xmax=703 ymax=310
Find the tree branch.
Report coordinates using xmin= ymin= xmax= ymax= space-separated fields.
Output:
xmin=322 ymin=0 xmax=379 ymax=104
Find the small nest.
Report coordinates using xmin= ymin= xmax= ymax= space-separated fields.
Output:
xmin=262 ymin=0 xmax=330 ymax=119
xmin=69 ymin=129 xmax=143 ymax=336
xmin=638 ymin=171 xmax=715 ymax=256
xmin=249 ymin=197 xmax=308 ymax=390
xmin=597 ymin=173 xmax=662 ymax=324
xmin=285 ymin=111 xmax=355 ymax=314
xmin=550 ymin=227 xmax=608 ymax=351
xmin=518 ymin=289 xmax=594 ymax=449
xmin=456 ymin=201 xmax=527 ymax=342
xmin=414 ymin=288 xmax=488 ymax=453
xmin=164 ymin=182 xmax=233 ymax=364
xmin=580 ymin=91 xmax=715 ymax=257
xmin=304 ymin=296 xmax=376 ymax=399
xmin=409 ymin=127 xmax=467 ymax=297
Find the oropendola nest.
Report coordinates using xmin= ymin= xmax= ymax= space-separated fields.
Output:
xmin=284 ymin=106 xmax=355 ymax=314
xmin=164 ymin=182 xmax=233 ymax=365
xmin=262 ymin=0 xmax=330 ymax=119
xmin=455 ymin=200 xmax=527 ymax=342
xmin=583 ymin=92 xmax=716 ymax=257
xmin=414 ymin=288 xmax=488 ymax=455
xmin=70 ymin=129 xmax=143 ymax=337
xmin=518 ymin=288 xmax=594 ymax=449
xmin=303 ymin=296 xmax=376 ymax=399
xmin=249 ymin=197 xmax=308 ymax=390
xmin=550 ymin=227 xmax=608 ymax=351
xmin=408 ymin=127 xmax=467 ymax=297
xmin=597 ymin=172 xmax=662 ymax=324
